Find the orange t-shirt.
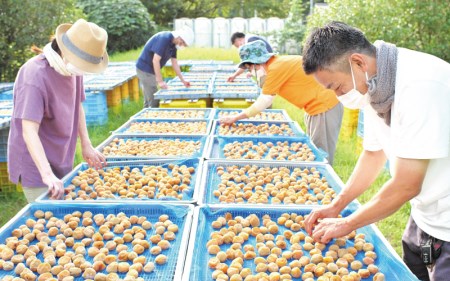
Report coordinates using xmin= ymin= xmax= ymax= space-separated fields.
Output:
xmin=262 ymin=55 xmax=339 ymax=115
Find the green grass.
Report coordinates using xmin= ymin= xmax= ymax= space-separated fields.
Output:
xmin=1 ymin=47 xmax=408 ymax=256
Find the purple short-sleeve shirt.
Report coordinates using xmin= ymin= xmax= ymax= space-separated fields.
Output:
xmin=7 ymin=54 xmax=85 ymax=187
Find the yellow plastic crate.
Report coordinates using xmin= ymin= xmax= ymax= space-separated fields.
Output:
xmin=159 ymin=99 xmax=210 ymax=108
xmin=162 ymin=66 xmax=176 ymax=79
xmin=121 ymin=81 xmax=130 ymax=101
xmin=129 ymin=77 xmax=140 ymax=101
xmin=213 ymin=98 xmax=255 ymax=109
xmin=342 ymin=108 xmax=359 ymax=127
xmin=356 ymin=135 xmax=363 ymax=154
xmin=339 ymin=124 xmax=357 ymax=138
xmin=0 ymin=162 xmax=22 ymax=198
xmin=106 ymin=87 xmax=122 ymax=107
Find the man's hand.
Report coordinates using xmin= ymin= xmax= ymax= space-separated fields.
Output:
xmin=304 ymin=204 xmax=341 ymax=236
xmin=82 ymin=143 xmax=107 ymax=170
xmin=158 ymin=80 xmax=168 ymax=89
xmin=219 ymin=115 xmax=238 ymax=126
xmin=42 ymin=173 xmax=64 ymax=200
xmin=182 ymin=80 xmax=191 ymax=87
xmin=227 ymin=75 xmax=236 ymax=82
xmin=310 ymin=217 xmax=354 ymax=243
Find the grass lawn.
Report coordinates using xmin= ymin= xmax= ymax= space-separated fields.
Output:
xmin=0 ymin=47 xmax=408 ymax=256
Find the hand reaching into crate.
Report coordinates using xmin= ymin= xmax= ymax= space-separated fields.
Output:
xmin=43 ymin=173 xmax=64 ymax=200
xmin=219 ymin=114 xmax=239 ymax=125
xmin=81 ymin=142 xmax=107 ymax=170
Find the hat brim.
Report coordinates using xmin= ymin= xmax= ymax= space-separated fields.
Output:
xmin=56 ymin=23 xmax=109 ymax=74
xmin=238 ymin=53 xmax=275 ymax=69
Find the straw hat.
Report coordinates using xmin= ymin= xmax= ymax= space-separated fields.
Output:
xmin=238 ymin=40 xmax=276 ymax=69
xmin=56 ymin=19 xmax=108 ymax=73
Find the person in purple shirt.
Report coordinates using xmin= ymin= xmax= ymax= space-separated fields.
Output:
xmin=7 ymin=19 xmax=108 ymax=202
xmin=136 ymin=26 xmax=194 ymax=108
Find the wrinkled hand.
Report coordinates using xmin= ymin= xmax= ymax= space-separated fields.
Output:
xmin=82 ymin=143 xmax=107 ymax=170
xmin=304 ymin=204 xmax=341 ymax=236
xmin=246 ymin=72 xmax=253 ymax=78
xmin=219 ymin=115 xmax=237 ymax=126
xmin=310 ymin=217 xmax=353 ymax=243
xmin=158 ymin=81 xmax=168 ymax=89
xmin=42 ymin=173 xmax=64 ymax=200
xmin=182 ymin=80 xmax=191 ymax=87
xmin=227 ymin=75 xmax=236 ymax=82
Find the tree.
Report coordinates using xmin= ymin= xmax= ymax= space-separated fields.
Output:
xmin=140 ymin=0 xmax=185 ymax=29
xmin=140 ymin=0 xmax=291 ymax=29
xmin=0 ymin=0 xmax=83 ymax=82
xmin=305 ymin=0 xmax=449 ymax=61
xmin=77 ymin=0 xmax=155 ymax=54
xmin=265 ymin=0 xmax=307 ymax=54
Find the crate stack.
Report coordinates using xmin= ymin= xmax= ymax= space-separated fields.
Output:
xmin=156 ymin=60 xmax=260 ymax=109
xmin=83 ymin=62 xmax=140 ymax=120
xmin=0 ymin=83 xmax=22 ymax=198
xmin=339 ymin=108 xmax=360 ymax=138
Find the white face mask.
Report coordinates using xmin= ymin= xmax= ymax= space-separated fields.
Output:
xmin=176 ymin=45 xmax=185 ymax=50
xmin=66 ymin=62 xmax=86 ymax=76
xmin=337 ymin=61 xmax=369 ymax=109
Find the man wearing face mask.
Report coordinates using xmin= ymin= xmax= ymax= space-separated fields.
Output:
xmin=220 ymin=40 xmax=343 ymax=165
xmin=302 ymin=21 xmax=450 ymax=281
xmin=227 ymin=32 xmax=273 ymax=83
xmin=136 ymin=26 xmax=194 ymax=108
xmin=8 ymin=19 xmax=108 ymax=202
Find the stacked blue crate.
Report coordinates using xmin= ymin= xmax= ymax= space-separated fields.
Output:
xmin=357 ymin=108 xmax=364 ymax=138
xmin=0 ymin=89 xmax=13 ymax=101
xmin=82 ymin=90 xmax=108 ymax=125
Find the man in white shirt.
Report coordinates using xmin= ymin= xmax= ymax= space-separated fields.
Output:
xmin=301 ymin=21 xmax=450 ymax=281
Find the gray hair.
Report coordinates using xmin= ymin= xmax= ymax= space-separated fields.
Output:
xmin=302 ymin=21 xmax=376 ymax=74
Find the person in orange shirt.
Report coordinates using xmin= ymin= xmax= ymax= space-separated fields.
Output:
xmin=220 ymin=40 xmax=343 ymax=164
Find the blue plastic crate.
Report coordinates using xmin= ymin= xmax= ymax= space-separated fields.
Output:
xmin=0 ymin=127 xmax=9 ymax=162
xmin=214 ymin=108 xmax=292 ymax=122
xmin=83 ymin=91 xmax=108 ymax=113
xmin=183 ymin=206 xmax=419 ymax=281
xmin=96 ymin=134 xmax=211 ymax=161
xmin=36 ymin=158 xmax=203 ymax=203
xmin=0 ymin=116 xmax=11 ymax=129
xmin=0 ymin=89 xmax=13 ymax=101
xmin=154 ymin=89 xmax=210 ymax=100
xmin=131 ymin=108 xmax=214 ymax=120
xmin=199 ymin=160 xmax=359 ymax=209
xmin=0 ymin=203 xmax=193 ymax=281
xmin=114 ymin=118 xmax=212 ymax=135
xmin=211 ymin=120 xmax=304 ymax=137
xmin=0 ymin=82 xmax=14 ymax=92
xmin=85 ymin=112 xmax=108 ymax=126
xmin=357 ymin=108 xmax=364 ymax=138
xmin=207 ymin=135 xmax=328 ymax=163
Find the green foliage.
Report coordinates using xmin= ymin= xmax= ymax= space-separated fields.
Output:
xmin=0 ymin=0 xmax=83 ymax=82
xmin=76 ymin=0 xmax=156 ymax=54
xmin=305 ymin=0 xmax=450 ymax=61
xmin=140 ymin=0 xmax=291 ymax=29
xmin=140 ymin=0 xmax=185 ymax=29
xmin=265 ymin=0 xmax=307 ymax=54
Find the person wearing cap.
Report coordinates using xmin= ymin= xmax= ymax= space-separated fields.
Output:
xmin=301 ymin=22 xmax=450 ymax=280
xmin=7 ymin=19 xmax=108 ymax=202
xmin=228 ymin=32 xmax=274 ymax=83
xmin=136 ymin=26 xmax=194 ymax=108
xmin=220 ymin=40 xmax=343 ymax=165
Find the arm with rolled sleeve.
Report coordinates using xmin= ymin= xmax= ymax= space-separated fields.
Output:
xmin=78 ymin=105 xmax=106 ymax=170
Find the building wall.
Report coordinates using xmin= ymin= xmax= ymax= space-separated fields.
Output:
xmin=174 ymin=17 xmax=286 ymax=51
